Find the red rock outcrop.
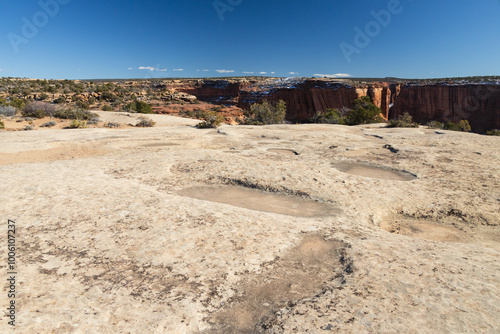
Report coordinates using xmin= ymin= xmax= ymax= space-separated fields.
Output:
xmin=176 ymin=80 xmax=252 ymax=105
xmin=390 ymin=84 xmax=500 ymax=133
xmin=238 ymin=80 xmax=397 ymax=122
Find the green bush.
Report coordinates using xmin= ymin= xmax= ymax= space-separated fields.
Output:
xmin=443 ymin=120 xmax=471 ymax=132
xmin=55 ymin=108 xmax=98 ymax=120
xmin=426 ymin=121 xmax=444 ymax=129
xmin=68 ymin=119 xmax=87 ymax=129
xmin=53 ymin=96 xmax=66 ymax=104
xmin=241 ymin=100 xmax=286 ymax=125
xmin=76 ymin=100 xmax=90 ymax=110
xmin=486 ymin=129 xmax=500 ymax=136
xmin=101 ymin=104 xmax=113 ymax=111
xmin=308 ymin=109 xmax=345 ymax=124
xmin=196 ymin=110 xmax=224 ymax=128
xmin=9 ymin=98 xmax=27 ymax=111
xmin=0 ymin=121 xmax=4 ymax=129
xmin=124 ymin=100 xmax=153 ymax=114
xmin=135 ymin=116 xmax=156 ymax=127
xmin=387 ymin=112 xmax=419 ymax=128
xmin=344 ymin=96 xmax=384 ymax=125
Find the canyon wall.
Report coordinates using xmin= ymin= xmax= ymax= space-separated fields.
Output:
xmin=390 ymin=84 xmax=500 ymax=133
xmin=238 ymin=80 xmax=398 ymax=122
xmin=176 ymin=80 xmax=252 ymax=105
xmin=172 ymin=78 xmax=499 ymax=132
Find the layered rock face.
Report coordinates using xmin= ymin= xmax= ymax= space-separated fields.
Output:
xmin=176 ymin=80 xmax=252 ymax=105
xmin=238 ymin=80 xmax=398 ymax=122
xmin=390 ymin=84 xmax=500 ymax=132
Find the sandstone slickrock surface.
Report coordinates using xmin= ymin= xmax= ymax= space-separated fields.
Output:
xmin=0 ymin=113 xmax=499 ymax=333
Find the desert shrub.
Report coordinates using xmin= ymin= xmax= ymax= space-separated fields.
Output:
xmin=53 ymin=96 xmax=66 ymax=104
xmin=196 ymin=110 xmax=224 ymax=128
xmin=22 ymin=101 xmax=56 ymax=118
xmin=443 ymin=120 xmax=471 ymax=132
xmin=486 ymin=129 xmax=500 ymax=136
xmin=9 ymin=98 xmax=26 ymax=111
xmin=426 ymin=121 xmax=444 ymax=129
xmin=387 ymin=112 xmax=419 ymax=128
xmin=104 ymin=122 xmax=120 ymax=128
xmin=87 ymin=117 xmax=102 ymax=125
xmin=0 ymin=105 xmax=16 ymax=117
xmin=38 ymin=93 xmax=49 ymax=101
xmin=40 ymin=121 xmax=57 ymax=127
xmin=54 ymin=108 xmax=98 ymax=120
xmin=100 ymin=92 xmax=118 ymax=102
xmin=308 ymin=109 xmax=344 ymax=124
xmin=242 ymin=100 xmax=286 ymax=125
xmin=136 ymin=116 xmax=156 ymax=127
xmin=0 ymin=121 xmax=4 ymax=129
xmin=125 ymin=101 xmax=153 ymax=114
xmin=68 ymin=120 xmax=87 ymax=129
xmin=181 ymin=108 xmax=205 ymax=119
xmin=24 ymin=125 xmax=34 ymax=131
xmin=76 ymin=100 xmax=90 ymax=110
xmin=101 ymin=104 xmax=113 ymax=111
xmin=344 ymin=96 xmax=384 ymax=125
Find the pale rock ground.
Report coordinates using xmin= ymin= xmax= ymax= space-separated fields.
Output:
xmin=0 ymin=112 xmax=499 ymax=333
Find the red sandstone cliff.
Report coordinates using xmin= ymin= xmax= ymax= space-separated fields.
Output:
xmin=390 ymin=84 xmax=500 ymax=133
xmin=176 ymin=80 xmax=252 ymax=105
xmin=238 ymin=79 xmax=399 ymax=122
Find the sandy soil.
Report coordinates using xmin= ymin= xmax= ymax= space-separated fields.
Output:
xmin=0 ymin=112 xmax=499 ymax=333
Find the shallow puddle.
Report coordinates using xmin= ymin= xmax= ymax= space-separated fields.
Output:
xmin=333 ymin=162 xmax=416 ymax=181
xmin=207 ymin=235 xmax=347 ymax=333
xmin=381 ymin=219 xmax=467 ymax=242
xmin=268 ymin=148 xmax=299 ymax=156
xmin=178 ymin=185 xmax=338 ymax=217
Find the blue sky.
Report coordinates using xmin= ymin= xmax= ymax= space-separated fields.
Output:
xmin=1 ymin=0 xmax=499 ymax=79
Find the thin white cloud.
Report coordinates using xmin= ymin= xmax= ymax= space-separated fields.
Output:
xmin=128 ymin=67 xmax=133 ymax=70
xmin=138 ymin=66 xmax=167 ymax=71
xmin=173 ymin=69 xmax=184 ymax=72
xmin=259 ymin=72 xmax=267 ymax=74
xmin=313 ymin=73 xmax=352 ymax=78
xmin=216 ymin=69 xmax=235 ymax=73
xmin=243 ymin=71 xmax=254 ymax=74
xmin=202 ymin=69 xmax=209 ymax=72
xmin=271 ymin=72 xmax=275 ymax=74
xmin=289 ymin=72 xmax=298 ymax=75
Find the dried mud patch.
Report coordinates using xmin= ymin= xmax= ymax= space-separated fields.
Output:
xmin=333 ymin=161 xmax=417 ymax=181
xmin=0 ymin=143 xmax=109 ymax=166
xmin=380 ymin=219 xmax=469 ymax=242
xmin=178 ymin=185 xmax=339 ymax=217
xmin=205 ymin=235 xmax=351 ymax=333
